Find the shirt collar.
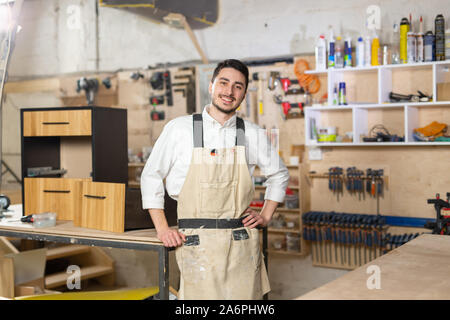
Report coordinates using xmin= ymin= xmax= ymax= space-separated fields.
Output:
xmin=202 ymin=105 xmax=237 ymax=128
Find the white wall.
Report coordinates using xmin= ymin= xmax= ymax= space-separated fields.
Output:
xmin=8 ymin=0 xmax=450 ymax=77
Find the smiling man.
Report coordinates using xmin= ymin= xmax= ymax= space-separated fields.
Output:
xmin=140 ymin=59 xmax=289 ymax=300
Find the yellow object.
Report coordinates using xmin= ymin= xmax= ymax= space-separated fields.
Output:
xmin=16 ymin=287 xmax=159 ymax=300
xmin=414 ymin=121 xmax=447 ymax=137
xmin=258 ymin=101 xmax=264 ymax=115
xmin=371 ymin=37 xmax=380 ymax=66
xmin=400 ymin=21 xmax=410 ymax=64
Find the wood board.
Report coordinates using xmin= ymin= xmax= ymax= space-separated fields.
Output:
xmin=297 ymin=234 xmax=450 ymax=300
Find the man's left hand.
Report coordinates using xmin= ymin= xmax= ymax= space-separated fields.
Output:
xmin=242 ymin=208 xmax=269 ymax=229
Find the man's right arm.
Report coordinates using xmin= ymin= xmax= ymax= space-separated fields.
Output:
xmin=149 ymin=209 xmax=186 ymax=247
xmin=141 ymin=120 xmax=185 ymax=247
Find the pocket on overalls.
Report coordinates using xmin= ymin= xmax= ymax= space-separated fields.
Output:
xmin=200 ymin=181 xmax=236 ymax=214
xmin=232 ymin=228 xmax=261 ymax=270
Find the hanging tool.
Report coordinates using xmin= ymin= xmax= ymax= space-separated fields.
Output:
xmin=268 ymin=71 xmax=280 ymax=91
xmin=164 ymin=70 xmax=173 ymax=106
xmin=253 ymin=72 xmax=265 ymax=115
xmin=150 ymin=71 xmax=164 ymax=90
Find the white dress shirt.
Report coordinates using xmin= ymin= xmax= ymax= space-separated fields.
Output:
xmin=140 ymin=106 xmax=290 ymax=209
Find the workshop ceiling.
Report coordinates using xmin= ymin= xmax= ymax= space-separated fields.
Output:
xmin=98 ymin=0 xmax=219 ymax=29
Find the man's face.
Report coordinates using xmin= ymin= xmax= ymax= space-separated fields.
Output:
xmin=209 ymin=67 xmax=247 ymax=114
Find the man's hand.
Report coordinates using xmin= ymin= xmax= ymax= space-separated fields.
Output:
xmin=242 ymin=207 xmax=269 ymax=229
xmin=157 ymin=227 xmax=186 ymax=248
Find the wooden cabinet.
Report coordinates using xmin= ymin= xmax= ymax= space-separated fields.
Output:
xmin=76 ymin=181 xmax=126 ymax=233
xmin=21 ymin=106 xmax=130 ymax=232
xmin=252 ymin=164 xmax=309 ymax=257
xmin=23 ymin=109 xmax=92 ymax=137
xmin=24 ymin=177 xmax=90 ymax=221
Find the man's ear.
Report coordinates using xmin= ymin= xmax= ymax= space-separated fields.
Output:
xmin=208 ymin=81 xmax=213 ymax=95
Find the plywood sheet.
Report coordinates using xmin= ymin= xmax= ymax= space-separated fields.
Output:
xmin=298 ymin=234 xmax=450 ymax=300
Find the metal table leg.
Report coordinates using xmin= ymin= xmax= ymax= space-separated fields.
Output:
xmin=159 ymin=246 xmax=170 ymax=300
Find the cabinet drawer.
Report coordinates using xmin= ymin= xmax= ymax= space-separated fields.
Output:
xmin=78 ymin=181 xmax=126 ymax=233
xmin=24 ymin=178 xmax=90 ymax=221
xmin=23 ymin=110 xmax=92 ymax=136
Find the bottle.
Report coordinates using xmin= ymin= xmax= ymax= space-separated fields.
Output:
xmin=435 ymin=14 xmax=445 ymax=61
xmin=315 ymin=35 xmax=327 ymax=70
xmin=335 ymin=36 xmax=344 ymax=68
xmin=407 ymin=30 xmax=417 ymax=63
xmin=328 ymin=29 xmax=335 ymax=68
xmin=391 ymin=23 xmax=400 ymax=64
xmin=338 ymin=82 xmax=347 ymax=105
xmin=446 ymin=27 xmax=450 ymax=60
xmin=364 ymin=34 xmax=372 ymax=67
xmin=400 ymin=17 xmax=410 ymax=63
xmin=332 ymin=84 xmax=338 ymax=105
xmin=416 ymin=16 xmax=424 ymax=62
xmin=371 ymin=31 xmax=380 ymax=66
xmin=424 ymin=31 xmax=435 ymax=62
xmin=344 ymin=37 xmax=352 ymax=67
xmin=356 ymin=36 xmax=365 ymax=67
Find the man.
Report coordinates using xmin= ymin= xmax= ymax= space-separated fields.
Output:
xmin=141 ymin=59 xmax=289 ymax=300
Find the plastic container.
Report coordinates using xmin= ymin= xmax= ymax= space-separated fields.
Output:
xmin=286 ymin=233 xmax=300 ymax=252
xmin=371 ymin=32 xmax=380 ymax=66
xmin=33 ymin=212 xmax=57 ymax=228
xmin=328 ymin=29 xmax=335 ymax=68
xmin=407 ymin=31 xmax=417 ymax=63
xmin=284 ymin=194 xmax=299 ymax=209
xmin=391 ymin=23 xmax=400 ymax=64
xmin=335 ymin=36 xmax=344 ymax=68
xmin=364 ymin=35 xmax=372 ymax=67
xmin=315 ymin=35 xmax=327 ymax=70
xmin=356 ymin=36 xmax=365 ymax=67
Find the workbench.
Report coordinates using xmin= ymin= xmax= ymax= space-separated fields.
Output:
xmin=297 ymin=234 xmax=450 ymax=300
xmin=0 ymin=205 xmax=171 ymax=300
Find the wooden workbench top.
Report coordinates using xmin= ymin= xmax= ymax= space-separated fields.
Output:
xmin=297 ymin=234 xmax=450 ymax=300
xmin=0 ymin=205 xmax=162 ymax=245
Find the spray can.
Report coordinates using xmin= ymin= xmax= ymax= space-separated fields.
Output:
xmin=364 ymin=35 xmax=372 ymax=67
xmin=424 ymin=31 xmax=435 ymax=62
xmin=416 ymin=16 xmax=424 ymax=62
xmin=344 ymin=37 xmax=352 ymax=67
xmin=446 ymin=27 xmax=450 ymax=60
xmin=391 ymin=23 xmax=400 ymax=64
xmin=407 ymin=31 xmax=417 ymax=63
xmin=315 ymin=35 xmax=327 ymax=70
xmin=371 ymin=32 xmax=380 ymax=66
xmin=383 ymin=45 xmax=390 ymax=65
xmin=356 ymin=36 xmax=365 ymax=67
xmin=328 ymin=28 xmax=335 ymax=68
xmin=400 ymin=17 xmax=410 ymax=63
xmin=435 ymin=14 xmax=445 ymax=61
xmin=338 ymin=82 xmax=347 ymax=105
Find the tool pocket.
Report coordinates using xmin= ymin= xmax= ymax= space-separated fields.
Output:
xmin=232 ymin=228 xmax=261 ymax=270
xmin=200 ymin=181 xmax=236 ymax=214
xmin=232 ymin=228 xmax=249 ymax=240
xmin=184 ymin=235 xmax=200 ymax=246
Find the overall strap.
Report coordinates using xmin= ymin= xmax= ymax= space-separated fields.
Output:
xmin=192 ymin=114 xmax=245 ymax=147
xmin=236 ymin=117 xmax=246 ymax=146
xmin=193 ymin=114 xmax=204 ymax=148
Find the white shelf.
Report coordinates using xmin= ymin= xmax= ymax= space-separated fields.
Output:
xmin=305 ymin=60 xmax=450 ymax=74
xmin=305 ymin=60 xmax=450 ymax=147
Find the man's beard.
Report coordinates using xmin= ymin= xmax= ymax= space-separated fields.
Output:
xmin=212 ymin=97 xmax=242 ymax=114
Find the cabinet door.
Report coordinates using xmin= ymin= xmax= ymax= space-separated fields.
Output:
xmin=78 ymin=181 xmax=126 ymax=233
xmin=23 ymin=110 xmax=92 ymax=136
xmin=24 ymin=178 xmax=88 ymax=221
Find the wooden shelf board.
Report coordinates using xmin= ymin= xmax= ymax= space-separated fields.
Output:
xmin=45 ymin=265 xmax=114 ymax=289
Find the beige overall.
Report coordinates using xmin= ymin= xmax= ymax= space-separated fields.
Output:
xmin=175 ymin=114 xmax=270 ymax=300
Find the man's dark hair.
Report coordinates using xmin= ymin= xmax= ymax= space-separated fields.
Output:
xmin=211 ymin=59 xmax=249 ymax=90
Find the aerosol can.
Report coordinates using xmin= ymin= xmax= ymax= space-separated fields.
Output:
xmin=400 ymin=17 xmax=410 ymax=63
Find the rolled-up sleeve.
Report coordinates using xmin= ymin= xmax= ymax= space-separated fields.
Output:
xmin=251 ymin=127 xmax=290 ymax=203
xmin=140 ymin=120 xmax=177 ymax=209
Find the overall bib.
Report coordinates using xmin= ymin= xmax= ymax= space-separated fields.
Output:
xmin=175 ymin=114 xmax=270 ymax=300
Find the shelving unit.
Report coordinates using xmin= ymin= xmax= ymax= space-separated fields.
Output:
xmin=252 ymin=164 xmax=309 ymax=257
xmin=304 ymin=61 xmax=450 ymax=146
